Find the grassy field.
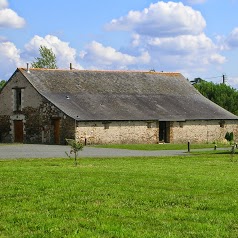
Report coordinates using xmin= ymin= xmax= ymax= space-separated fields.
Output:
xmin=92 ymin=143 xmax=230 ymax=150
xmin=1 ymin=154 xmax=238 ymax=238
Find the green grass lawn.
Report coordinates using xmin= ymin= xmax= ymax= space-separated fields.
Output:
xmin=91 ymin=143 xmax=231 ymax=150
xmin=1 ymin=154 xmax=238 ymax=238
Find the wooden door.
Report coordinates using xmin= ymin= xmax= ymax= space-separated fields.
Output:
xmin=14 ymin=120 xmax=23 ymax=143
xmin=53 ymin=119 xmax=60 ymax=144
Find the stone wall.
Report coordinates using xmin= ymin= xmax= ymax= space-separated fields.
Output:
xmin=0 ymin=70 xmax=75 ymax=144
xmin=171 ymin=120 xmax=238 ymax=144
xmin=1 ymin=70 xmax=238 ymax=145
xmin=75 ymin=120 xmax=238 ymax=145
xmin=59 ymin=117 xmax=75 ymax=144
xmin=0 ymin=115 xmax=11 ymax=142
xmin=21 ymin=101 xmax=75 ymax=144
xmin=76 ymin=121 xmax=158 ymax=144
xmin=23 ymin=107 xmax=41 ymax=143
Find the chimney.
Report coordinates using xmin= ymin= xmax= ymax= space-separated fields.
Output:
xmin=70 ymin=63 xmax=73 ymax=70
xmin=26 ymin=63 xmax=30 ymax=73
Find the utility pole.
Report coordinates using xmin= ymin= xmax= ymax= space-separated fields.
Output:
xmin=222 ymin=74 xmax=226 ymax=84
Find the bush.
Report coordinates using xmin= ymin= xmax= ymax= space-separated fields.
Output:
xmin=225 ymin=132 xmax=234 ymax=144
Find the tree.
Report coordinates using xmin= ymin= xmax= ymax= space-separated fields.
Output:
xmin=31 ymin=45 xmax=58 ymax=69
xmin=65 ymin=139 xmax=84 ymax=166
xmin=194 ymin=80 xmax=238 ymax=115
xmin=0 ymin=80 xmax=6 ymax=90
xmin=190 ymin=77 xmax=203 ymax=85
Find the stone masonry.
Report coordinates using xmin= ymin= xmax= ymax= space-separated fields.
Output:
xmin=76 ymin=121 xmax=158 ymax=145
xmin=170 ymin=120 xmax=238 ymax=144
xmin=0 ymin=70 xmax=74 ymax=144
xmin=1 ymin=68 xmax=238 ymax=145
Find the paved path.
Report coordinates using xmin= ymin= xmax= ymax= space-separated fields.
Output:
xmin=0 ymin=144 xmax=188 ymax=159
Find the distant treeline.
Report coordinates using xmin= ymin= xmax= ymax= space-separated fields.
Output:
xmin=0 ymin=80 xmax=6 ymax=90
xmin=194 ymin=79 xmax=238 ymax=116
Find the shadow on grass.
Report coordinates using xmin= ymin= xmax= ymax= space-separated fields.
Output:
xmin=189 ymin=149 xmax=238 ymax=156
xmin=216 ymin=151 xmax=238 ymax=155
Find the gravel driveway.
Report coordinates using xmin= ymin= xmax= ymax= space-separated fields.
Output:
xmin=0 ymin=144 xmax=187 ymax=159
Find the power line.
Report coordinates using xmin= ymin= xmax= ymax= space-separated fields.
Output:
xmin=203 ymin=75 xmax=223 ymax=80
xmin=203 ymin=74 xmax=227 ymax=84
xmin=192 ymin=74 xmax=238 ymax=89
xmin=191 ymin=74 xmax=228 ymax=85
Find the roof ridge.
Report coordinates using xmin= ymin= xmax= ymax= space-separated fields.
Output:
xmin=18 ymin=67 xmax=181 ymax=75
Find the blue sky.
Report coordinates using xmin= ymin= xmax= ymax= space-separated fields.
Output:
xmin=1 ymin=0 xmax=238 ymax=88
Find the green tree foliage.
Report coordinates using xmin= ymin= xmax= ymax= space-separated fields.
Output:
xmin=31 ymin=45 xmax=57 ymax=69
xmin=194 ymin=80 xmax=238 ymax=115
xmin=0 ymin=80 xmax=6 ymax=90
xmin=225 ymin=132 xmax=234 ymax=144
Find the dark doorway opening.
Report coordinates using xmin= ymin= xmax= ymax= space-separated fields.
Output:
xmin=14 ymin=120 xmax=23 ymax=143
xmin=159 ymin=121 xmax=170 ymax=143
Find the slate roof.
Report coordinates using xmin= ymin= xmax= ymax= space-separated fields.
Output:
xmin=18 ymin=68 xmax=238 ymax=121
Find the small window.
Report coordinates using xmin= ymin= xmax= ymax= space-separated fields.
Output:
xmin=147 ymin=122 xmax=152 ymax=128
xmin=219 ymin=120 xmax=225 ymax=128
xmin=104 ymin=123 xmax=110 ymax=129
xmin=179 ymin=122 xmax=184 ymax=128
xmin=15 ymin=88 xmax=22 ymax=111
xmin=102 ymin=121 xmax=110 ymax=129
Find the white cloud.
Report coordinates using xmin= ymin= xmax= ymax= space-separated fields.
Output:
xmin=128 ymin=32 xmax=226 ymax=73
xmin=226 ymin=27 xmax=238 ymax=48
xmin=0 ymin=0 xmax=25 ymax=78
xmin=147 ymin=33 xmax=215 ymax=54
xmin=80 ymin=41 xmax=150 ymax=69
xmin=0 ymin=8 xmax=25 ymax=28
xmin=0 ymin=35 xmax=84 ymax=80
xmin=105 ymin=1 xmax=206 ymax=37
xmin=0 ymin=1 xmax=228 ymax=85
xmin=0 ymin=41 xmax=22 ymax=79
xmin=0 ymin=0 xmax=8 ymax=9
xmin=24 ymin=35 xmax=83 ymax=69
xmin=131 ymin=34 xmax=141 ymax=47
xmin=104 ymin=1 xmax=226 ymax=76
xmin=209 ymin=54 xmax=226 ymax=64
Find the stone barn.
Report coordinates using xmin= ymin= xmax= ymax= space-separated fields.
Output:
xmin=0 ymin=67 xmax=238 ymax=145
